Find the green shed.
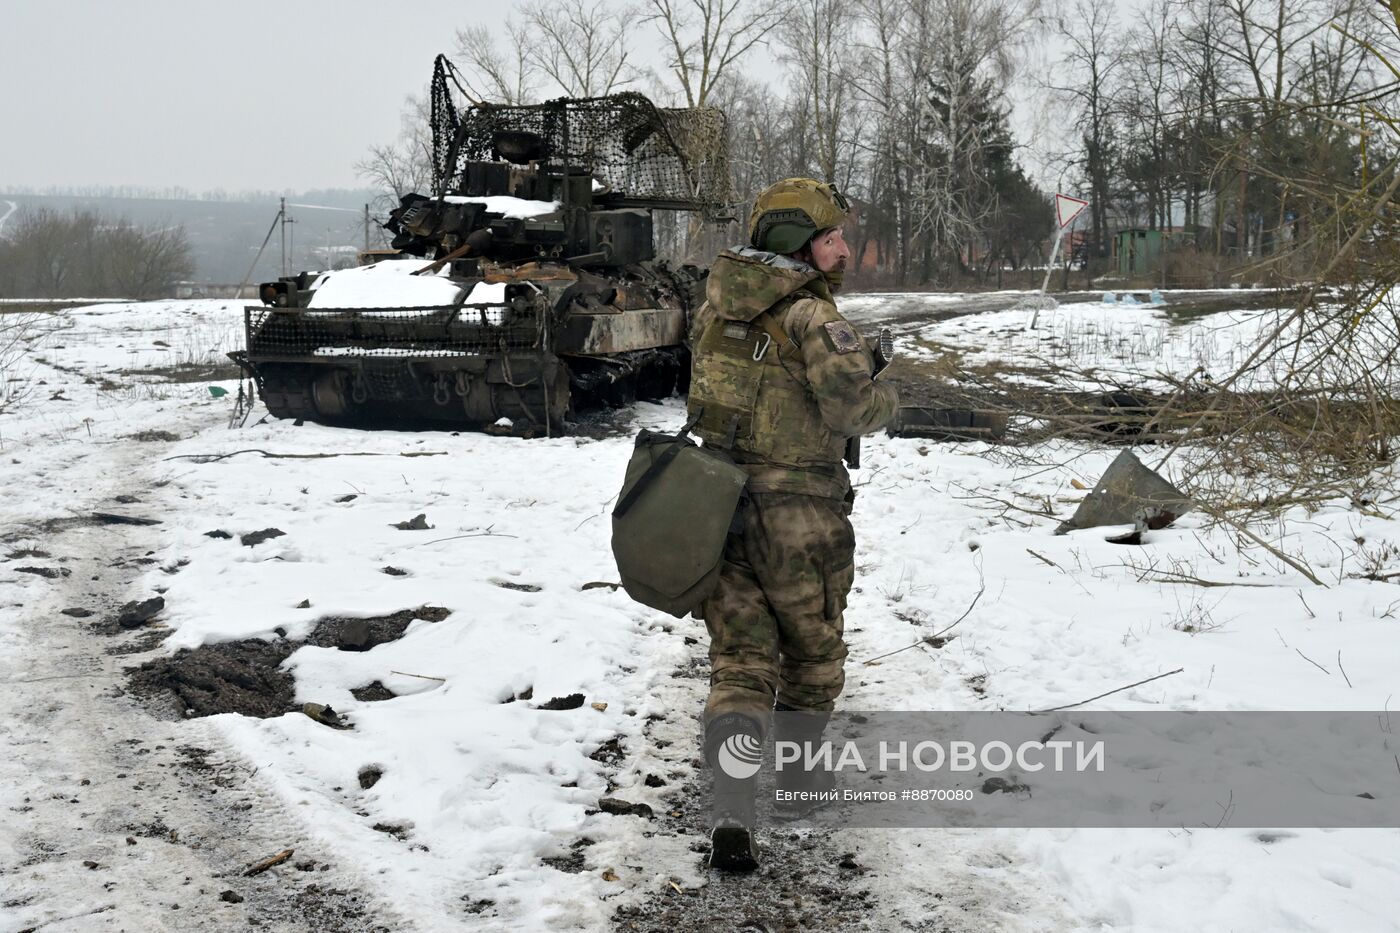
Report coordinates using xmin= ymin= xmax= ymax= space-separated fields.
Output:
xmin=1116 ymin=228 xmax=1164 ymax=276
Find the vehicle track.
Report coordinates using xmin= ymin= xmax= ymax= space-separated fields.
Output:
xmin=0 ymin=426 xmax=405 ymax=932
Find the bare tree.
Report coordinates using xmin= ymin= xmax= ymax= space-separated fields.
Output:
xmin=777 ymin=0 xmax=855 ymax=182
xmin=355 ymin=94 xmax=434 ymax=210
xmin=368 ymin=14 xmax=553 ymax=209
xmin=0 ymin=208 xmax=192 ymax=300
xmin=454 ymin=23 xmax=539 ymax=104
xmin=848 ymin=0 xmax=1041 ymax=284
xmin=716 ymin=74 xmax=802 ymax=199
xmin=1217 ymin=0 xmax=1330 ymax=117
xmin=918 ymin=0 xmax=1041 ymax=278
xmin=0 ymin=308 xmax=41 ymax=414
xmin=1117 ymin=0 xmax=1182 ymax=232
xmin=1050 ymin=0 xmax=1122 ymax=260
xmin=520 ymin=0 xmax=640 ymax=97
xmin=0 ymin=208 xmax=93 ymax=297
xmin=457 ymin=1 xmax=639 ymax=102
xmin=850 ymin=0 xmax=910 ymax=279
xmin=1247 ymin=0 xmax=1377 ymax=255
xmin=1168 ymin=0 xmax=1232 ymax=239
xmin=645 ymin=0 xmax=789 ymax=107
xmin=105 ymin=220 xmax=195 ymax=299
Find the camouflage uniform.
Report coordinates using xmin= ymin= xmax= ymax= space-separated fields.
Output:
xmin=688 ymin=247 xmax=898 ymax=721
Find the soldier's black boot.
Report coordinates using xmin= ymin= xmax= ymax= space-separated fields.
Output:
xmin=772 ymin=704 xmax=836 ymax=821
xmin=704 ymin=711 xmax=763 ymax=872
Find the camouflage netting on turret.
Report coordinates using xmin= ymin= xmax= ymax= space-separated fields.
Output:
xmin=429 ymin=55 xmax=729 ymax=211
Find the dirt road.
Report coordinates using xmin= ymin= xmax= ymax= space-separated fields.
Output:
xmin=0 ymin=425 xmax=398 ymax=932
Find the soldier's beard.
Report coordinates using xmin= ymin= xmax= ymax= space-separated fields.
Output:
xmin=823 ymin=263 xmax=846 ymax=294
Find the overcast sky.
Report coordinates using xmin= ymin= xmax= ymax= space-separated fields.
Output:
xmin=0 ymin=0 xmax=1083 ymax=196
xmin=0 ymin=0 xmax=523 ymax=193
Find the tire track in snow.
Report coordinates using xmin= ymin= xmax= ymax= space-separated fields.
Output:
xmin=0 ymin=349 xmax=408 ymax=932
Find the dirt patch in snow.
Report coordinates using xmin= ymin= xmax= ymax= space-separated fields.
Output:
xmin=608 ymin=660 xmax=880 ymax=932
xmin=4 ymin=489 xmax=405 ymax=933
xmin=640 ymin=857 xmax=874 ymax=931
xmin=126 ymin=606 xmax=451 ymax=719
xmin=118 ymin=361 xmax=243 ymax=384
xmin=304 ymin=605 xmax=450 ymax=650
xmin=612 ymin=801 xmax=880 ymax=932
xmin=123 ymin=429 xmax=183 ymax=442
xmin=351 ymin=681 xmax=396 ymax=702
xmin=127 ymin=637 xmax=297 ymax=718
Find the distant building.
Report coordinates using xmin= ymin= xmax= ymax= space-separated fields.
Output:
xmin=174 ymin=282 xmax=261 ymax=299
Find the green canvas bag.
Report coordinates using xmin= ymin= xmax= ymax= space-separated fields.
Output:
xmin=611 ymin=421 xmax=748 ymax=618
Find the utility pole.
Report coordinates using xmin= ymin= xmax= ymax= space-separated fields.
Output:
xmin=279 ymin=197 xmax=286 ymax=276
xmin=1238 ymin=164 xmax=1248 ymax=257
xmin=364 ymin=203 xmax=370 ymax=253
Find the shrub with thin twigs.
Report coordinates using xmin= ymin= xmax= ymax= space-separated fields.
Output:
xmin=0 ymin=309 xmax=43 ymax=414
xmin=898 ymin=10 xmax=1400 ymax=526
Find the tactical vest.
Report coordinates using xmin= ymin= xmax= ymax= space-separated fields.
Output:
xmin=687 ymin=293 xmax=846 ymax=468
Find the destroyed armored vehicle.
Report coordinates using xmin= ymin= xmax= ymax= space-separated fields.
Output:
xmin=231 ymin=56 xmax=729 ymax=434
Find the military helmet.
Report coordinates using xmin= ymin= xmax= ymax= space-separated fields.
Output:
xmin=748 ymin=178 xmax=851 ymax=255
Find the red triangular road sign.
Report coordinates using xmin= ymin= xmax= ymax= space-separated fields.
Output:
xmin=1055 ymin=193 xmax=1089 ymax=228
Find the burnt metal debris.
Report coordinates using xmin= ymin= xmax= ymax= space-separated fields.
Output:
xmin=231 ymin=55 xmax=728 ymax=434
xmin=1055 ymin=449 xmax=1196 ymax=535
xmin=888 ymin=406 xmax=1010 ymax=442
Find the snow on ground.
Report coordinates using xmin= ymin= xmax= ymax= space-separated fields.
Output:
xmin=840 ymin=291 xmax=987 ymax=314
xmin=3 ymin=297 xmax=1399 ymax=931
xmin=897 ymin=293 xmax=1400 ymax=397
xmin=840 ymin=290 xmax=1028 ymax=330
xmin=845 ymin=437 xmax=1400 ymax=932
xmin=900 ymin=299 xmax=1280 ymax=388
xmin=148 ymin=419 xmax=694 ymax=929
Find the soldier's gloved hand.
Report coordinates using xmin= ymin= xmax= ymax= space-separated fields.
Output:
xmin=872 ymin=327 xmax=895 ymax=378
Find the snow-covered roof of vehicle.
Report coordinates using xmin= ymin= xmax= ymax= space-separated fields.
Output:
xmin=440 ymin=195 xmax=558 ymax=219
xmin=306 ymin=259 xmax=462 ymax=309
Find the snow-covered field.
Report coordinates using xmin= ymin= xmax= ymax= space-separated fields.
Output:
xmin=904 ymin=300 xmax=1275 ymax=386
xmin=2 ymin=298 xmax=1399 ymax=932
xmin=894 ymin=294 xmax=1400 ymax=394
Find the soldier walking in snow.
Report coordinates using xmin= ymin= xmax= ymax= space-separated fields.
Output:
xmin=687 ymin=178 xmax=898 ymax=870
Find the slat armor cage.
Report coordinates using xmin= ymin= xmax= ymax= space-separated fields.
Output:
xmin=243 ymin=303 xmax=544 ymax=362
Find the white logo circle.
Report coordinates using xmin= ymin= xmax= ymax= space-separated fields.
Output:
xmin=717 ymin=733 xmax=763 ymax=779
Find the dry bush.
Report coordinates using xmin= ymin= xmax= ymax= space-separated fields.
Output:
xmin=1114 ymin=10 xmax=1400 ymax=516
xmin=0 ymin=309 xmax=43 ymax=414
